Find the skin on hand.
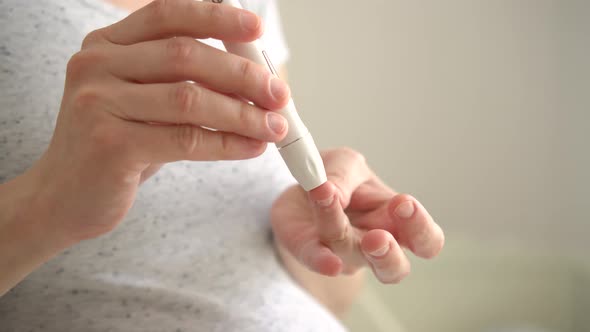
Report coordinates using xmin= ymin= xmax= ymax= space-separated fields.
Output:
xmin=0 ymin=0 xmax=293 ymax=295
xmin=272 ymin=148 xmax=445 ymax=285
xmin=31 ymin=0 xmax=292 ymax=243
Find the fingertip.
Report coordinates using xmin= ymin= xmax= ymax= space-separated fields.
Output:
xmin=420 ymin=223 xmax=445 ymax=259
xmin=308 ymin=181 xmax=337 ymax=207
xmin=252 ymin=16 xmax=265 ymax=40
xmin=309 ymin=181 xmax=332 ymax=197
xmin=267 ymin=76 xmax=291 ymax=108
xmin=382 ymin=267 xmax=411 ymax=285
xmin=238 ymin=10 xmax=265 ymax=40
xmin=266 ymin=112 xmax=289 ymax=142
xmin=389 ymin=194 xmax=417 ymax=220
xmin=251 ymin=13 xmax=266 ymax=40
xmin=361 ymin=229 xmax=394 ymax=257
xmin=361 ymin=230 xmax=411 ymax=284
xmin=387 ymin=194 xmax=444 ymax=259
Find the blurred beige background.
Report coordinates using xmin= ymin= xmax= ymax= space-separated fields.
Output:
xmin=277 ymin=1 xmax=589 ymax=331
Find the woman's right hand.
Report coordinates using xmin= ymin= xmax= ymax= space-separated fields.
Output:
xmin=21 ymin=0 xmax=291 ymax=245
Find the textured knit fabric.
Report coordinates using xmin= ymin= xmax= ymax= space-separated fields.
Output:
xmin=0 ymin=1 xmax=345 ymax=331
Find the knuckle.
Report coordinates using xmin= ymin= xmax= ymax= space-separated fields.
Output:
xmin=236 ymin=58 xmax=256 ymax=79
xmin=175 ymin=125 xmax=203 ymax=156
xmin=422 ymin=227 xmax=445 ymax=259
xmin=146 ymin=0 xmax=192 ymax=28
xmin=339 ymin=147 xmax=366 ymax=165
xmin=166 ymin=37 xmax=195 ymax=64
xmin=72 ymin=87 xmax=103 ymax=111
xmin=220 ymin=133 xmax=232 ymax=154
xmin=66 ymin=50 xmax=102 ymax=79
xmin=235 ymin=60 xmax=266 ymax=94
xmin=148 ymin=0 xmax=174 ymax=21
xmin=204 ymin=3 xmax=225 ymax=22
xmin=81 ymin=29 xmax=105 ymax=49
xmin=237 ymin=102 xmax=254 ymax=131
xmin=173 ymin=83 xmax=202 ymax=120
xmin=324 ymin=222 xmax=350 ymax=243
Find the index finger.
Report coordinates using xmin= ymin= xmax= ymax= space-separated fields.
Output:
xmin=309 ymin=182 xmax=349 ymax=243
xmin=101 ymin=0 xmax=263 ymax=45
xmin=309 ymin=182 xmax=366 ymax=270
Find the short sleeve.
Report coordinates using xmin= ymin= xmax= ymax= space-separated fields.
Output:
xmin=241 ymin=0 xmax=290 ymax=67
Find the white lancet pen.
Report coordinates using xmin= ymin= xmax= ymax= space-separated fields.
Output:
xmin=203 ymin=0 xmax=327 ymax=191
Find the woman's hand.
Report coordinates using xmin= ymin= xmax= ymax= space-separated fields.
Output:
xmin=23 ymin=0 xmax=291 ymax=244
xmin=271 ymin=148 xmax=444 ymax=284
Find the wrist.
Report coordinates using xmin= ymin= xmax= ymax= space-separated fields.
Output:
xmin=0 ymin=171 xmax=76 ymax=295
xmin=1 ymin=171 xmax=75 ymax=263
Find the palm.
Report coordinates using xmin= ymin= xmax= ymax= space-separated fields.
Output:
xmin=271 ymin=148 xmax=444 ymax=283
xmin=272 ymin=185 xmax=370 ymax=273
xmin=272 ymin=177 xmax=410 ymax=276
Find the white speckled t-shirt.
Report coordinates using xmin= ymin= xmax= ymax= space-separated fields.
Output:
xmin=0 ymin=1 xmax=346 ymax=331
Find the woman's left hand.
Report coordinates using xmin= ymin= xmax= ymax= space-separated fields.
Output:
xmin=271 ymin=148 xmax=444 ymax=283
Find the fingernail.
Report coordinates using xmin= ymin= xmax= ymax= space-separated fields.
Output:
xmin=239 ymin=12 xmax=260 ymax=32
xmin=369 ymin=243 xmax=390 ymax=258
xmin=315 ymin=195 xmax=334 ymax=208
xmin=270 ymin=77 xmax=290 ymax=102
xmin=395 ymin=201 xmax=415 ymax=219
xmin=267 ymin=113 xmax=286 ymax=135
